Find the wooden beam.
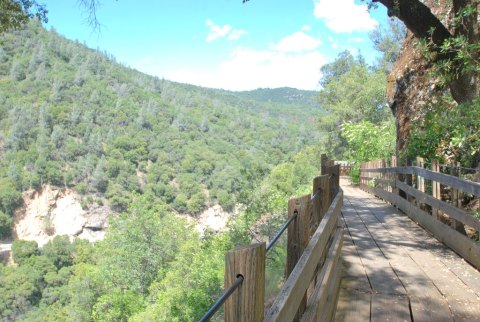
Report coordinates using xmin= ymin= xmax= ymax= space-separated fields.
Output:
xmin=225 ymin=243 xmax=266 ymax=322
xmin=265 ymin=191 xmax=343 ymax=322
xmin=286 ymin=195 xmax=311 ymax=321
xmin=394 ymin=180 xmax=480 ymax=231
xmin=361 ymin=166 xmax=480 ymax=196
xmin=300 ymin=226 xmax=343 ymax=322
xmin=364 ymin=185 xmax=480 ymax=270
xmin=431 ymin=160 xmax=441 ymax=219
xmin=450 ymin=162 xmax=466 ymax=234
xmin=312 ymin=175 xmax=330 ymax=231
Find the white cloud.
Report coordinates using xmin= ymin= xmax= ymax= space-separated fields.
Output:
xmin=135 ymin=29 xmax=326 ymax=91
xmin=166 ymin=48 xmax=325 ymax=91
xmin=228 ymin=29 xmax=248 ymax=41
xmin=272 ymin=31 xmax=322 ymax=53
xmin=205 ymin=19 xmax=247 ymax=42
xmin=313 ymin=0 xmax=377 ymax=33
xmin=327 ymin=36 xmax=338 ymax=49
xmin=164 ymin=31 xmax=326 ymax=90
xmin=302 ymin=25 xmax=311 ymax=32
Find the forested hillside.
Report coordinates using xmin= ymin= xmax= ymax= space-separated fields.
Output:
xmin=0 ymin=21 xmax=325 ymax=321
xmin=0 ymin=21 xmax=320 ymax=226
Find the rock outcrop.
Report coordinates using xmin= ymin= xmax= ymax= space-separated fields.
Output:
xmin=13 ymin=185 xmax=111 ymax=247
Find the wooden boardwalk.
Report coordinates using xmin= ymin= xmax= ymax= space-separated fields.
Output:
xmin=335 ymin=179 xmax=480 ymax=322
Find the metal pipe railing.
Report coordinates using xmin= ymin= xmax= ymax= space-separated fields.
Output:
xmin=199 ymin=275 xmax=244 ymax=322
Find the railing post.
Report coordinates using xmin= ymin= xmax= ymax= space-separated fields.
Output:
xmin=450 ymin=161 xmax=466 ymax=234
xmin=431 ymin=160 xmax=441 ymax=219
xmin=312 ymin=175 xmax=330 ymax=227
xmin=391 ymin=156 xmax=398 ymax=196
xmin=321 ymin=154 xmax=328 ymax=175
xmin=286 ymin=195 xmax=310 ymax=321
xmin=225 ymin=243 xmax=266 ymax=322
xmin=416 ymin=157 xmax=425 ymax=210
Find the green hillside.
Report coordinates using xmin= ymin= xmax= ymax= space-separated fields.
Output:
xmin=234 ymin=87 xmax=321 ymax=108
xmin=0 ymin=21 xmax=326 ymax=322
xmin=0 ymin=21 xmax=321 ymax=219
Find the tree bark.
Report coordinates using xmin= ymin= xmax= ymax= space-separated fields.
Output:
xmin=375 ymin=0 xmax=479 ymax=103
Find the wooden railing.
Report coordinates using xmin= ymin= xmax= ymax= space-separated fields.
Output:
xmin=201 ymin=156 xmax=343 ymax=322
xmin=360 ymin=157 xmax=480 ymax=270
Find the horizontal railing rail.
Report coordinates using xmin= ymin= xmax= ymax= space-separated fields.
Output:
xmin=199 ymin=155 xmax=344 ymax=322
xmin=360 ymin=157 xmax=480 ymax=270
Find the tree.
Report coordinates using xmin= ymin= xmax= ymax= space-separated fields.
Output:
xmin=0 ymin=0 xmax=47 ymax=33
xmin=11 ymin=240 xmax=38 ymax=265
xmin=95 ymin=195 xmax=195 ymax=295
xmin=317 ymin=51 xmax=392 ymax=158
xmin=0 ymin=210 xmax=12 ymax=238
xmin=369 ymin=0 xmax=479 ymax=104
xmin=0 ymin=1 xmax=103 ymax=33
xmin=370 ymin=18 xmax=407 ymax=72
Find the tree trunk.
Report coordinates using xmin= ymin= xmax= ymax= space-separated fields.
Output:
xmin=377 ymin=0 xmax=480 ymax=104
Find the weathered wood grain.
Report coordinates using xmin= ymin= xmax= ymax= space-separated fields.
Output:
xmin=300 ymin=226 xmax=343 ymax=322
xmin=265 ymin=191 xmax=343 ymax=322
xmin=224 ymin=243 xmax=265 ymax=322
xmin=361 ymin=166 xmax=480 ymax=196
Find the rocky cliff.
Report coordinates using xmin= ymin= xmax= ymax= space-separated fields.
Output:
xmin=387 ymin=0 xmax=453 ymax=157
xmin=13 ymin=185 xmax=111 ymax=247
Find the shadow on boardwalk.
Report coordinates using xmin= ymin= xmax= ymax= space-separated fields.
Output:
xmin=335 ymin=178 xmax=480 ymax=322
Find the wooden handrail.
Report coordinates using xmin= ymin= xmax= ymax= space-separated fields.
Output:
xmin=361 ymin=166 xmax=480 ymax=196
xmin=203 ymin=155 xmax=344 ymax=322
xmin=360 ymin=157 xmax=480 ymax=270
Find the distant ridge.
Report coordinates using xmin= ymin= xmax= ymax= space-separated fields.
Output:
xmin=234 ymin=87 xmax=320 ymax=108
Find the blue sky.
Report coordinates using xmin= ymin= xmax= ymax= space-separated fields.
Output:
xmin=44 ymin=0 xmax=390 ymax=91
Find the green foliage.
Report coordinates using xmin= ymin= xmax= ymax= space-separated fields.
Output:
xmin=405 ymin=98 xmax=480 ymax=166
xmin=12 ymin=239 xmax=38 ymax=265
xmin=132 ymin=233 xmax=231 ymax=322
xmin=342 ymin=120 xmax=395 ymax=162
xmin=369 ymin=18 xmax=406 ymax=72
xmin=41 ymin=235 xmax=74 ymax=269
xmin=414 ymin=7 xmax=480 ymax=92
xmin=0 ymin=0 xmax=47 ymax=33
xmin=0 ymin=21 xmax=328 ymax=322
xmin=0 ymin=210 xmax=12 ymax=238
xmin=95 ymin=194 xmax=195 ymax=295
xmin=0 ymin=177 xmax=22 ymax=215
xmin=317 ymin=51 xmax=392 ymax=159
xmin=341 ymin=121 xmax=395 ymax=183
xmin=0 ymin=22 xmax=320 ymax=218
xmin=92 ymin=290 xmax=144 ymax=322
xmin=0 ymin=255 xmax=55 ymax=320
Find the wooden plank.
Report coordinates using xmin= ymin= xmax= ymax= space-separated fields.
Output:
xmin=300 ymin=227 xmax=343 ymax=322
xmin=321 ymin=154 xmax=328 ymax=175
xmin=286 ymin=195 xmax=311 ymax=276
xmin=338 ymin=221 xmax=371 ymax=292
xmin=371 ymin=293 xmax=410 ymax=322
xmin=450 ymin=162 xmax=467 ymax=234
xmin=346 ymin=192 xmax=453 ymax=322
xmin=367 ymin=186 xmax=480 ymax=270
xmin=335 ymin=288 xmax=371 ymax=322
xmin=395 ymin=180 xmax=480 ymax=231
xmin=341 ymin=201 xmax=406 ymax=296
xmin=286 ymin=195 xmax=310 ymax=321
xmin=312 ymin=175 xmax=330 ymax=227
xmin=225 ymin=243 xmax=265 ymax=322
xmin=361 ymin=166 xmax=480 ymax=197
xmin=431 ymin=160 xmax=441 ymax=219
xmin=362 ymin=195 xmax=480 ymax=299
xmin=265 ymin=191 xmax=343 ymax=322
xmin=321 ymin=254 xmax=343 ymax=322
